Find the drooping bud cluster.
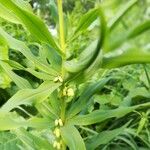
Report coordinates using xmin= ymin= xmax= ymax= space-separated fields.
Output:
xmin=53 ymin=76 xmax=63 ymax=83
xmin=63 ymin=87 xmax=74 ymax=97
xmin=53 ymin=118 xmax=63 ymax=149
xmin=53 ymin=141 xmax=61 ymax=149
xmin=55 ymin=118 xmax=63 ymax=126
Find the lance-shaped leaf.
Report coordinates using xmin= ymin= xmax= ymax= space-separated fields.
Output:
xmin=64 ymin=7 xmax=106 ymax=73
xmin=107 ymin=20 xmax=150 ymax=51
xmin=0 ymin=0 xmax=32 ymax=24
xmin=5 ymin=60 xmax=55 ymax=81
xmin=0 ymin=112 xmax=53 ymax=131
xmin=50 ymin=0 xmax=59 ymax=24
xmin=67 ymin=78 xmax=110 ymax=119
xmin=0 ymin=132 xmax=21 ymax=150
xmin=15 ymin=128 xmax=55 ymax=150
xmin=68 ymin=106 xmax=137 ymax=126
xmin=0 ymin=3 xmax=21 ymax=24
xmin=85 ymin=123 xmax=128 ymax=150
xmin=0 ymin=0 xmax=61 ymax=54
xmin=0 ymin=27 xmax=59 ymax=76
xmin=61 ymin=125 xmax=86 ymax=150
xmin=108 ymin=0 xmax=137 ymax=31
xmin=73 ymin=7 xmax=103 ymax=37
xmin=0 ymin=61 xmax=32 ymax=89
xmin=102 ymin=48 xmax=150 ymax=69
xmin=0 ymin=112 xmax=23 ymax=131
xmin=0 ymin=81 xmax=61 ymax=112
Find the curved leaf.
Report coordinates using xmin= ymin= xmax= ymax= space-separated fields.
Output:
xmin=0 ymin=112 xmax=53 ymax=131
xmin=0 ymin=132 xmax=21 ymax=150
xmin=102 ymin=48 xmax=150 ymax=68
xmin=108 ymin=0 xmax=137 ymax=31
xmin=16 ymin=128 xmax=55 ymax=150
xmin=0 ymin=3 xmax=21 ymax=24
xmin=68 ymin=106 xmax=135 ymax=126
xmin=67 ymin=78 xmax=110 ymax=119
xmin=85 ymin=123 xmax=128 ymax=150
xmin=108 ymin=20 xmax=150 ymax=51
xmin=0 ymin=0 xmax=61 ymax=54
xmin=61 ymin=125 xmax=86 ymax=150
xmin=0 ymin=61 xmax=32 ymax=89
xmin=0 ymin=81 xmax=61 ymax=112
xmin=0 ymin=27 xmax=59 ymax=76
xmin=64 ymin=7 xmax=106 ymax=73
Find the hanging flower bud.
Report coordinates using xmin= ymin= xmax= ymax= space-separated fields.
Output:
xmin=58 ymin=119 xmax=63 ymax=126
xmin=63 ymin=87 xmax=67 ymax=96
xmin=56 ymin=142 xmax=61 ymax=149
xmin=53 ymin=141 xmax=57 ymax=148
xmin=54 ymin=76 xmax=63 ymax=83
xmin=55 ymin=119 xmax=59 ymax=126
xmin=67 ymin=88 xmax=74 ymax=97
xmin=54 ymin=128 xmax=61 ymax=138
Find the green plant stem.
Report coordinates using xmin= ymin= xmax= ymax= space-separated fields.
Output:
xmin=61 ymin=96 xmax=67 ymax=122
xmin=57 ymin=0 xmax=65 ymax=53
xmin=57 ymin=1 xmax=67 ymax=149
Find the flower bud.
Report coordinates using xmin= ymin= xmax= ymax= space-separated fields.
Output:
xmin=56 ymin=142 xmax=61 ymax=149
xmin=62 ymin=87 xmax=67 ymax=96
xmin=55 ymin=119 xmax=59 ymax=126
xmin=53 ymin=141 xmax=57 ymax=148
xmin=58 ymin=76 xmax=63 ymax=83
xmin=54 ymin=76 xmax=63 ymax=83
xmin=58 ymin=119 xmax=63 ymax=126
xmin=54 ymin=128 xmax=61 ymax=138
xmin=67 ymin=88 xmax=74 ymax=97
xmin=53 ymin=77 xmax=59 ymax=82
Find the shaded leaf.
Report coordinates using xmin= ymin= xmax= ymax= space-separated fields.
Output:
xmin=0 ymin=81 xmax=61 ymax=112
xmin=85 ymin=123 xmax=128 ymax=150
xmin=61 ymin=125 xmax=86 ymax=150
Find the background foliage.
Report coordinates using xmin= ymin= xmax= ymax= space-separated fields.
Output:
xmin=0 ymin=0 xmax=150 ymax=150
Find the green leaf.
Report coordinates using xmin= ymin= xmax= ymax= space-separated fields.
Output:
xmin=85 ymin=123 xmax=128 ymax=150
xmin=0 ymin=132 xmax=21 ymax=150
xmin=0 ymin=66 xmax=11 ymax=89
xmin=74 ymin=7 xmax=102 ymax=36
xmin=127 ymin=20 xmax=150 ymax=39
xmin=61 ymin=125 xmax=86 ymax=150
xmin=0 ymin=81 xmax=61 ymax=112
xmin=0 ymin=27 xmax=59 ymax=76
xmin=40 ymin=44 xmax=62 ymax=72
xmin=136 ymin=114 xmax=147 ymax=135
xmin=68 ymin=106 xmax=136 ymax=126
xmin=0 ymin=111 xmax=53 ymax=131
xmin=35 ymin=102 xmax=58 ymax=120
xmin=49 ymin=90 xmax=61 ymax=116
xmin=117 ymin=136 xmax=137 ymax=150
xmin=4 ymin=60 xmax=54 ymax=81
xmin=0 ymin=61 xmax=32 ymax=89
xmin=102 ymin=48 xmax=150 ymax=68
xmin=67 ymin=78 xmax=110 ymax=119
xmin=0 ymin=3 xmax=21 ymax=24
xmin=65 ymin=7 xmax=106 ymax=73
xmin=49 ymin=0 xmax=59 ymax=24
xmin=108 ymin=0 xmax=137 ymax=31
xmin=0 ymin=45 xmax=8 ymax=60
xmin=15 ymin=128 xmax=55 ymax=150
xmin=107 ymin=20 xmax=150 ymax=51
xmin=0 ymin=0 xmax=61 ymax=54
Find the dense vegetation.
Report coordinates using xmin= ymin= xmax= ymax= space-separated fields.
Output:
xmin=0 ymin=0 xmax=150 ymax=149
